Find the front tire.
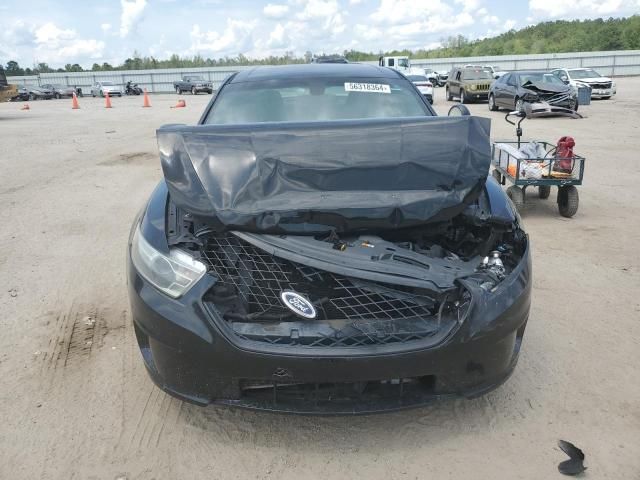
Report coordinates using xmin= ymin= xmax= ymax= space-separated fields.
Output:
xmin=460 ymin=90 xmax=467 ymax=104
xmin=515 ymin=97 xmax=524 ymax=113
xmin=56 ymin=93 xmax=61 ymax=99
xmin=191 ymin=87 xmax=197 ymax=95
xmin=175 ymin=86 xmax=181 ymax=94
xmin=488 ymin=93 xmax=498 ymax=111
xmin=446 ymin=86 xmax=452 ymax=101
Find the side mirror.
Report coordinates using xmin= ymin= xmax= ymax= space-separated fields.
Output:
xmin=560 ymin=75 xmax=568 ymax=83
xmin=448 ymin=104 xmax=471 ymax=116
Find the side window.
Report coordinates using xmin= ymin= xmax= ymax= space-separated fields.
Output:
xmin=506 ymin=74 xmax=517 ymax=87
xmin=388 ymin=59 xmax=395 ymax=67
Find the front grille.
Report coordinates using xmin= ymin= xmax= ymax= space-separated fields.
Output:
xmin=588 ymin=82 xmax=611 ymax=89
xmin=200 ymin=233 xmax=459 ymax=348
xmin=474 ymin=83 xmax=491 ymax=91
xmin=539 ymin=91 xmax=572 ymax=105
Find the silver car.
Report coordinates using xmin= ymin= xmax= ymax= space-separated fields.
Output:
xmin=91 ymin=81 xmax=122 ymax=97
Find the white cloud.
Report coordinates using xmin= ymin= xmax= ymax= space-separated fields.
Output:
xmin=529 ymin=0 xmax=638 ymax=18
xmin=296 ymin=0 xmax=340 ymax=20
xmin=27 ymin=22 xmax=105 ymax=63
xmin=370 ymin=0 xmax=453 ymax=25
xmin=263 ymin=3 xmax=289 ymax=18
xmin=503 ymin=19 xmax=517 ymax=30
xmin=34 ymin=23 xmax=75 ymax=44
xmin=101 ymin=23 xmax=112 ymax=33
xmin=482 ymin=14 xmax=500 ymax=25
xmin=267 ymin=23 xmax=288 ymax=48
xmin=354 ymin=24 xmax=383 ymax=41
xmin=189 ymin=19 xmax=257 ymax=55
xmin=119 ymin=0 xmax=147 ymax=37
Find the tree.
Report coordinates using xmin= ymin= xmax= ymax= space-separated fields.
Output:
xmin=64 ymin=63 xmax=83 ymax=72
xmin=36 ymin=62 xmax=54 ymax=73
xmin=91 ymin=63 xmax=102 ymax=71
xmin=5 ymin=60 xmax=24 ymax=76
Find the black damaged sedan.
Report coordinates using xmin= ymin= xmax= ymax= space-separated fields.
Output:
xmin=128 ymin=64 xmax=531 ymax=414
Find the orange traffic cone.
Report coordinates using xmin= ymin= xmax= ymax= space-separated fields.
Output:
xmin=72 ymin=92 xmax=80 ymax=109
xmin=171 ymin=99 xmax=186 ymax=109
xmin=105 ymin=91 xmax=112 ymax=108
xmin=21 ymin=103 xmax=30 ymax=110
xmin=142 ymin=88 xmax=151 ymax=107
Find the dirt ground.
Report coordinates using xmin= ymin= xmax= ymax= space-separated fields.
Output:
xmin=1 ymin=80 xmax=639 ymax=480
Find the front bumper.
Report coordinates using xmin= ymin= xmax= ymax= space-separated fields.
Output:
xmin=467 ymin=92 xmax=489 ymax=101
xmin=127 ymin=220 xmax=532 ymax=414
xmin=591 ymin=88 xmax=613 ymax=98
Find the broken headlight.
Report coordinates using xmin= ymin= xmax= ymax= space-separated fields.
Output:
xmin=131 ymin=226 xmax=206 ymax=298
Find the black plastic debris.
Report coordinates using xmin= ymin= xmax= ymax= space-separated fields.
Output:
xmin=558 ymin=440 xmax=587 ymax=476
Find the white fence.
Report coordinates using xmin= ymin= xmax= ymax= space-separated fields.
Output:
xmin=7 ymin=50 xmax=640 ymax=93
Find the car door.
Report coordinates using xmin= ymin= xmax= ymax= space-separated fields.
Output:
xmin=450 ymin=69 xmax=461 ymax=96
xmin=491 ymin=74 xmax=506 ymax=105
xmin=500 ymin=73 xmax=519 ymax=108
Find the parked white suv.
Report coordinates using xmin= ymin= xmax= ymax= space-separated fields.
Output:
xmin=90 ymin=81 xmax=122 ymax=97
xmin=551 ymin=68 xmax=616 ymax=99
xmin=464 ymin=64 xmax=507 ymax=79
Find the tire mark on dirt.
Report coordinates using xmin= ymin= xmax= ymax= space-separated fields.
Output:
xmin=40 ymin=304 xmax=120 ymax=373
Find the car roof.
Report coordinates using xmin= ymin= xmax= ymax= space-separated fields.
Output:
xmin=230 ymin=63 xmax=401 ymax=83
xmin=512 ymin=70 xmax=557 ymax=75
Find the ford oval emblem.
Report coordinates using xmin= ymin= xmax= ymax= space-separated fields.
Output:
xmin=280 ymin=291 xmax=317 ymax=319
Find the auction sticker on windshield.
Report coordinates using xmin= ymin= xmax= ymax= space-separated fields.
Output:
xmin=344 ymin=82 xmax=391 ymax=94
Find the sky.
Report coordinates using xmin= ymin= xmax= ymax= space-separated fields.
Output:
xmin=0 ymin=0 xmax=638 ymax=68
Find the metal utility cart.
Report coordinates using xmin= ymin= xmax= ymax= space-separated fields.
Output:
xmin=491 ymin=109 xmax=585 ymax=218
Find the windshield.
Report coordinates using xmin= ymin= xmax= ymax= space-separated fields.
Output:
xmin=101 ymin=81 xmax=114 ymax=86
xmin=205 ymin=77 xmax=430 ymax=124
xmin=407 ymin=75 xmax=428 ymax=82
xmin=189 ymin=76 xmax=205 ymax=81
xmin=570 ymin=69 xmax=601 ymax=79
xmin=397 ymin=58 xmax=409 ymax=68
xmin=462 ymin=70 xmax=493 ymax=80
xmin=520 ymin=73 xmax=565 ymax=86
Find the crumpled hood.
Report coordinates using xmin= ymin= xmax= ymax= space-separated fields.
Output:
xmin=523 ymin=81 xmax=570 ymax=94
xmin=157 ymin=116 xmax=492 ymax=234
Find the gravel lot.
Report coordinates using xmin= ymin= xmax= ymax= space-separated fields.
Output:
xmin=1 ymin=81 xmax=639 ymax=480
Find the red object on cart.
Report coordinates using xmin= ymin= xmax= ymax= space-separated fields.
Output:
xmin=555 ymin=136 xmax=575 ymax=172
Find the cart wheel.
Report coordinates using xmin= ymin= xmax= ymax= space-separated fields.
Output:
xmin=506 ymin=185 xmax=524 ymax=210
xmin=538 ymin=185 xmax=551 ymax=199
xmin=557 ymin=185 xmax=579 ymax=217
xmin=492 ymin=169 xmax=502 ymax=184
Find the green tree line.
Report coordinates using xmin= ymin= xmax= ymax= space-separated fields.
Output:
xmin=3 ymin=16 xmax=639 ymax=76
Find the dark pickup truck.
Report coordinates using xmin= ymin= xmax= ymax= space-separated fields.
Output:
xmin=173 ymin=75 xmax=213 ymax=94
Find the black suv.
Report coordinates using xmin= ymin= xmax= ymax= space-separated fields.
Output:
xmin=128 ymin=64 xmax=531 ymax=414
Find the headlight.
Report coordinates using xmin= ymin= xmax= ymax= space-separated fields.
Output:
xmin=470 ymin=84 xmax=477 ymax=91
xmin=131 ymin=226 xmax=206 ymax=298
